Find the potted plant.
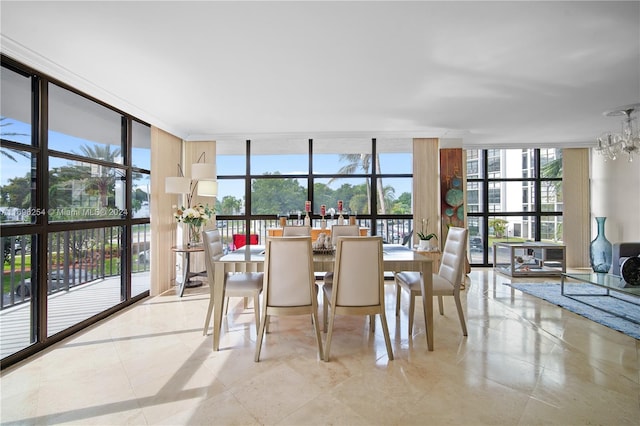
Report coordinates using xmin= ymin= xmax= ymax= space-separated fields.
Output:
xmin=417 ymin=218 xmax=438 ymax=250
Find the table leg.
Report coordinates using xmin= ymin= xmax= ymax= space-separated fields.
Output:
xmin=213 ymin=265 xmax=226 ymax=351
xmin=419 ymin=260 xmax=434 ymax=351
xmin=179 ymin=252 xmax=190 ymax=297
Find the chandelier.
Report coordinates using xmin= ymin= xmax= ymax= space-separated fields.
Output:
xmin=595 ymin=103 xmax=640 ymax=162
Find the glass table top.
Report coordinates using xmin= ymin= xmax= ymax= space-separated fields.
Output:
xmin=562 ymin=272 xmax=640 ymax=296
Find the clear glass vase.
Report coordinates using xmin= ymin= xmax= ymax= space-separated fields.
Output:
xmin=188 ymin=223 xmax=202 ymax=246
xmin=589 ymin=217 xmax=612 ymax=273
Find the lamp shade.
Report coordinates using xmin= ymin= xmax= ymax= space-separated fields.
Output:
xmin=165 ymin=176 xmax=190 ymax=194
xmin=191 ymin=163 xmax=216 ymax=180
xmin=197 ymin=180 xmax=218 ymax=197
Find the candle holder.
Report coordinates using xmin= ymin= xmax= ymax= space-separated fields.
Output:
xmin=337 ymin=200 xmax=344 ymax=225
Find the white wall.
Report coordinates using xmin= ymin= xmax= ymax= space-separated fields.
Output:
xmin=590 ymin=154 xmax=640 ymax=243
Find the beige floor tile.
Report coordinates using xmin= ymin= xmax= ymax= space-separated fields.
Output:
xmin=1 ymin=268 xmax=638 ymax=425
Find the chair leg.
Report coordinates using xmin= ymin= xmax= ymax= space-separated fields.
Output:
xmin=324 ymin=306 xmax=336 ymax=362
xmin=395 ymin=282 xmax=401 ymax=316
xmin=311 ymin=310 xmax=324 ymax=361
xmin=223 ymin=297 xmax=230 ymax=315
xmin=243 ymin=296 xmax=249 ymax=309
xmin=253 ymin=293 xmax=260 ymax=337
xmin=379 ymin=310 xmax=394 ymax=361
xmin=203 ymin=298 xmax=214 ymax=335
xmin=438 ymin=295 xmax=444 ymax=315
xmin=323 ymin=291 xmax=329 ymax=332
xmin=408 ymin=291 xmax=415 ymax=336
xmin=254 ymin=310 xmax=268 ymax=362
xmin=454 ymin=294 xmax=468 ymax=336
xmin=369 ymin=315 xmax=375 ymax=332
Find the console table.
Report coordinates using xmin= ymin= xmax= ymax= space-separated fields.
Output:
xmin=493 ymin=242 xmax=566 ymax=277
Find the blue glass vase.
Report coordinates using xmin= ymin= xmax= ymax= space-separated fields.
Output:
xmin=590 ymin=217 xmax=612 ymax=273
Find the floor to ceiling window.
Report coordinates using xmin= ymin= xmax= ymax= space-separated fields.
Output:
xmin=466 ymin=148 xmax=563 ymax=266
xmin=0 ymin=56 xmax=151 ymax=368
xmin=214 ymin=138 xmax=413 ymax=249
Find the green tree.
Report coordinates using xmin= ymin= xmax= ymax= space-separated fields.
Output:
xmin=0 ymin=174 xmax=31 ymax=209
xmin=218 ymin=195 xmax=243 ymax=215
xmin=391 ymin=191 xmax=412 ymax=214
xmin=348 ymin=184 xmax=370 ymax=214
xmin=313 ymin=182 xmax=335 ymax=210
xmin=489 ymin=218 xmax=509 ymax=238
xmin=251 ymin=174 xmax=306 ymax=214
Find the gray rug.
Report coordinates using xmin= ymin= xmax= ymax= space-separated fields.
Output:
xmin=505 ymin=282 xmax=640 ymax=340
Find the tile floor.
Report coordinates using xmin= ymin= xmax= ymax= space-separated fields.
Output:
xmin=1 ymin=269 xmax=638 ymax=425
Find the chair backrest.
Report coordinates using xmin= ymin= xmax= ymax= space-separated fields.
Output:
xmin=330 ymin=224 xmax=360 ymax=245
xmin=333 ymin=236 xmax=383 ymax=307
xmin=263 ymin=237 xmax=315 ymax=307
xmin=282 ymin=226 xmax=311 ymax=236
xmin=203 ymin=229 xmax=224 ymax=284
xmin=438 ymin=227 xmax=468 ymax=288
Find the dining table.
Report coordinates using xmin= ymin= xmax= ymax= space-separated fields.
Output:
xmin=211 ymin=243 xmax=435 ymax=351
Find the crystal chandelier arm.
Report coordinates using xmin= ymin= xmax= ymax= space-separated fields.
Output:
xmin=595 ymin=103 xmax=640 ymax=162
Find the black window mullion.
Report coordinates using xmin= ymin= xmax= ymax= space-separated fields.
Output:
xmin=245 ymin=140 xmax=251 ymax=242
xmin=308 ymin=139 xmax=313 ymax=214
xmin=35 ymin=74 xmax=47 ymax=347
xmin=482 ymin=150 xmax=490 ymax=264
xmin=370 ymin=138 xmax=377 ymax=235
xmin=533 ymin=149 xmax=542 ymax=240
xmin=122 ymin=117 xmax=132 ymax=301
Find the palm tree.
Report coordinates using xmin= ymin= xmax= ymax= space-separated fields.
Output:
xmin=74 ymin=144 xmax=121 ymax=207
xmin=541 ymin=156 xmax=563 ymax=199
xmin=1 ymin=117 xmax=30 ymax=161
xmin=329 ymin=153 xmax=387 ymax=214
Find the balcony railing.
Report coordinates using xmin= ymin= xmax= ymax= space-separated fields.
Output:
xmin=2 ymin=218 xmax=411 ymax=310
xmin=1 ymin=224 xmax=150 ymax=310
xmin=214 ymin=218 xmax=414 ymax=252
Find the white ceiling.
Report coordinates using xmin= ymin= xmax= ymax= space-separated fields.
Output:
xmin=1 ymin=1 xmax=639 ymax=148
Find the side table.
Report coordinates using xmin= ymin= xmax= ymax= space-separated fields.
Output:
xmin=172 ymin=245 xmax=206 ymax=297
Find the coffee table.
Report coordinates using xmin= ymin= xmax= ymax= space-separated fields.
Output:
xmin=561 ymin=272 xmax=640 ymax=324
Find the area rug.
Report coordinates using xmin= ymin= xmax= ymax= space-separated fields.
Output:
xmin=505 ymin=282 xmax=640 ymax=340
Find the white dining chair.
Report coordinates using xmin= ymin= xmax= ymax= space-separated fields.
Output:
xmin=322 ymin=236 xmax=393 ymax=362
xmin=320 ymin=224 xmax=362 ymax=328
xmin=323 ymin=225 xmax=360 ymax=285
xmin=282 ymin=226 xmax=311 ymax=236
xmin=395 ymin=227 xmax=469 ymax=337
xmin=255 ymin=236 xmax=323 ymax=362
xmin=202 ymin=229 xmax=263 ymax=336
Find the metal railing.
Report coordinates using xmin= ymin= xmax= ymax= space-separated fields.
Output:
xmin=1 ymin=224 xmax=150 ymax=310
xmin=214 ymin=218 xmax=414 ymax=252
